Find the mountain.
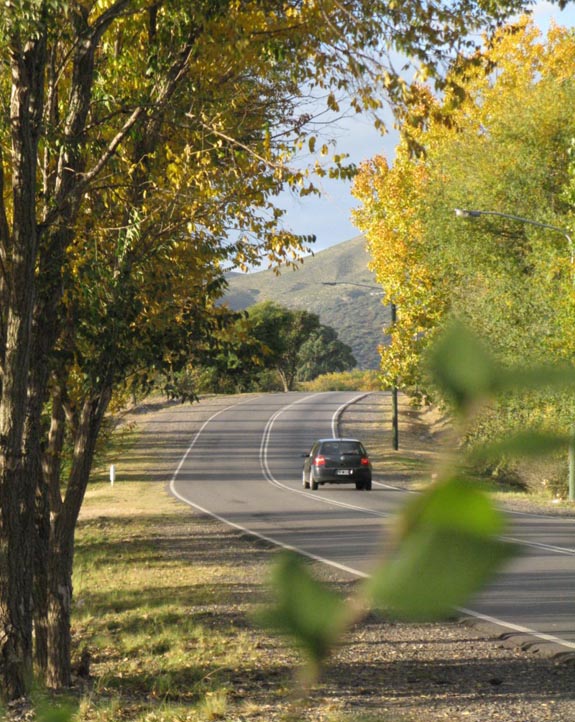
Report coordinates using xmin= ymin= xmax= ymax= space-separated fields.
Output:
xmin=223 ymin=235 xmax=390 ymax=369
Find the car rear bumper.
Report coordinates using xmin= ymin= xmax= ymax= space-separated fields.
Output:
xmin=313 ymin=469 xmax=372 ymax=484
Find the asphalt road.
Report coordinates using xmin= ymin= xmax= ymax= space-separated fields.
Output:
xmin=169 ymin=391 xmax=575 ymax=656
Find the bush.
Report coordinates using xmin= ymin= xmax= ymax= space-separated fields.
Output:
xmin=464 ymin=390 xmax=575 ymax=495
xmin=298 ymin=369 xmax=381 ymax=392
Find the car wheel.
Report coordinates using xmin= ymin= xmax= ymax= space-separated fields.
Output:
xmin=311 ymin=478 xmax=318 ymax=490
xmin=355 ymin=481 xmax=363 ymax=490
xmin=364 ymin=479 xmax=372 ymax=491
xmin=302 ymin=471 xmax=310 ymax=489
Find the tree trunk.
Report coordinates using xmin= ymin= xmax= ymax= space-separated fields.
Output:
xmin=277 ymin=368 xmax=290 ymax=393
xmin=45 ymin=389 xmax=111 ymax=688
xmin=32 ymin=481 xmax=50 ymax=676
xmin=32 ymin=385 xmax=66 ymax=675
xmin=26 ymin=292 xmax=63 ymax=675
xmin=46 ymin=539 xmax=73 ymax=689
xmin=0 ymin=33 xmax=46 ymax=700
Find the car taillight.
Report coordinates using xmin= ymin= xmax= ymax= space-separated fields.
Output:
xmin=360 ymin=457 xmax=370 ymax=466
xmin=314 ymin=455 xmax=326 ymax=467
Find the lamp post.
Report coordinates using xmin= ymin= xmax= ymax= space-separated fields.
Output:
xmin=322 ymin=281 xmax=399 ymax=450
xmin=390 ymin=301 xmax=399 ymax=451
xmin=454 ymin=208 xmax=574 ymax=266
xmin=454 ymin=207 xmax=575 ymax=501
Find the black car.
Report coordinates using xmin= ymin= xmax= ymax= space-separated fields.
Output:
xmin=302 ymin=438 xmax=372 ymax=491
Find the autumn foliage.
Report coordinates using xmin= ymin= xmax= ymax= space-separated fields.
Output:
xmin=354 ymin=17 xmax=575 ymax=392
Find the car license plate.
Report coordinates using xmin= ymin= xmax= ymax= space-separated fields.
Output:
xmin=337 ymin=469 xmax=352 ymax=475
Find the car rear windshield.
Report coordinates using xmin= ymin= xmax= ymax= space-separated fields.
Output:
xmin=321 ymin=441 xmax=365 ymax=456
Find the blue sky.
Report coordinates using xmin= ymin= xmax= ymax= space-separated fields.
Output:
xmin=277 ymin=2 xmax=575 ymax=257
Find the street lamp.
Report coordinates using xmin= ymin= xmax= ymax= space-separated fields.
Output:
xmin=454 ymin=207 xmax=575 ymax=501
xmin=454 ymin=208 xmax=574 ymax=267
xmin=322 ymin=281 xmax=399 ymax=450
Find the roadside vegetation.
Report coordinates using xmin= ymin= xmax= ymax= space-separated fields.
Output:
xmin=352 ymin=18 xmax=575 ymax=493
xmin=298 ymin=370 xmax=381 ymax=393
xmin=183 ymin=302 xmax=356 ymax=395
xmin=72 ymin=489 xmax=291 ymax=722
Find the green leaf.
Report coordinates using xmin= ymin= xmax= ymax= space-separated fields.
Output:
xmin=366 ymin=526 xmax=517 ymax=620
xmin=256 ymin=552 xmax=346 ymax=666
xmin=426 ymin=321 xmax=501 ymax=413
xmin=400 ymin=476 xmax=507 ymax=538
xmin=499 ymin=365 xmax=575 ymax=393
xmin=364 ymin=477 xmax=518 ymax=620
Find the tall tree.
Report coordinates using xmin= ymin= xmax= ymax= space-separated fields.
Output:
xmin=353 ymin=16 xmax=575 ymax=440
xmin=247 ymin=302 xmax=322 ymax=391
xmin=0 ymin=9 xmax=46 ymax=699
xmin=352 ymin=145 xmax=448 ymax=397
xmin=297 ymin=325 xmax=356 ymax=381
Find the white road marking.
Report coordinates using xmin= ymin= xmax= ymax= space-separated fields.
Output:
xmin=169 ymin=392 xmax=575 ymax=652
xmin=331 ymin=392 xmax=371 ymax=437
xmin=259 ymin=392 xmax=387 ymax=517
xmin=457 ymin=607 xmax=575 ymax=650
xmin=501 ymin=535 xmax=575 ymax=556
xmin=169 ymin=392 xmax=369 ymax=579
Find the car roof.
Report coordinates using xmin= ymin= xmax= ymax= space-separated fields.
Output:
xmin=315 ymin=438 xmax=363 ymax=443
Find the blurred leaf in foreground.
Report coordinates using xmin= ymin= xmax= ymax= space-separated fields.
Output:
xmin=365 ymin=477 xmax=518 ymax=620
xmin=398 ymin=475 xmax=506 ymax=538
xmin=499 ymin=364 xmax=575 ymax=392
xmin=428 ymin=322 xmax=575 ymax=415
xmin=426 ymin=321 xmax=502 ymax=414
xmin=256 ymin=552 xmax=347 ymax=677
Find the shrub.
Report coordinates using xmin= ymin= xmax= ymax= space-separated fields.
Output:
xmin=298 ymin=369 xmax=380 ymax=392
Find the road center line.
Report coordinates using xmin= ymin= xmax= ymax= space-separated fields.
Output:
xmin=259 ymin=392 xmax=386 ymax=517
xmin=170 ymin=393 xmax=575 ymax=653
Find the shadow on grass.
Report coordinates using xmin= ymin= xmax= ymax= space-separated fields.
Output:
xmin=94 ymin=657 xmax=296 ymax=704
xmin=72 ymin=514 xmax=575 ymax=720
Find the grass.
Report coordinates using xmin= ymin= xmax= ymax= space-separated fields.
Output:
xmin=70 ymin=502 xmax=293 ymax=720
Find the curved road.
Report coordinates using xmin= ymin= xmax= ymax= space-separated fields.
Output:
xmin=169 ymin=391 xmax=575 ymax=656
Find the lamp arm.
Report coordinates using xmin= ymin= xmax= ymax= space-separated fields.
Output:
xmin=455 ymin=208 xmax=574 ymax=265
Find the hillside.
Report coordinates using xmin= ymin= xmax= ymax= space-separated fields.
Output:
xmin=223 ymin=236 xmax=389 ymax=369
